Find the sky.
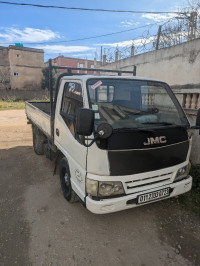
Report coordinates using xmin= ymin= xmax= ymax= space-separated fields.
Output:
xmin=0 ymin=0 xmax=191 ymax=62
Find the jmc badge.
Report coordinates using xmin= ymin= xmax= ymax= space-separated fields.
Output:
xmin=143 ymin=136 xmax=167 ymax=146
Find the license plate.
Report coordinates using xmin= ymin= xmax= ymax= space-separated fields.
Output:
xmin=137 ymin=188 xmax=170 ymax=204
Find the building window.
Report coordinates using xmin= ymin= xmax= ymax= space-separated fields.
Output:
xmin=90 ymin=65 xmax=94 ymax=68
xmin=14 ymin=72 xmax=19 ymax=76
xmin=16 ymin=54 xmax=20 ymax=58
xmin=79 ymin=63 xmax=84 ymax=68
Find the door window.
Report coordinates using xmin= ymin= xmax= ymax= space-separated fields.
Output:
xmin=61 ymin=82 xmax=83 ymax=137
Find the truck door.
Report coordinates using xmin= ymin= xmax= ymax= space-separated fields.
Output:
xmin=54 ymin=81 xmax=87 ymax=201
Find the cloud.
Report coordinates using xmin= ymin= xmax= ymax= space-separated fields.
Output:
xmin=120 ymin=20 xmax=140 ymax=28
xmin=0 ymin=26 xmax=95 ymax=58
xmin=98 ymin=36 xmax=155 ymax=48
xmin=35 ymin=45 xmax=95 ymax=54
xmin=0 ymin=27 xmax=60 ymax=43
xmin=141 ymin=13 xmax=176 ymax=22
xmin=71 ymin=53 xmax=94 ymax=58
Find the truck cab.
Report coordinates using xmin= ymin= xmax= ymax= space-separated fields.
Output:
xmin=26 ymin=65 xmax=200 ymax=214
xmin=54 ymin=75 xmax=194 ymax=214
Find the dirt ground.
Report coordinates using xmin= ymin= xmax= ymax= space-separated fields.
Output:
xmin=0 ymin=110 xmax=200 ymax=266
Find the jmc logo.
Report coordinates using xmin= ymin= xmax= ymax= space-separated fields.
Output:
xmin=143 ymin=136 xmax=167 ymax=146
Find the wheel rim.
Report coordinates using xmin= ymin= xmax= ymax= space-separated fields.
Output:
xmin=60 ymin=166 xmax=71 ymax=200
xmin=64 ymin=172 xmax=70 ymax=186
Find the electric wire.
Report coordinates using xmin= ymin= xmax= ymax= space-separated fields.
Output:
xmin=0 ymin=19 xmax=175 ymax=45
xmin=0 ymin=1 xmax=186 ymax=14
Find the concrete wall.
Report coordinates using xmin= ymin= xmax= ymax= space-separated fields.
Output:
xmin=0 ymin=46 xmax=44 ymax=90
xmin=9 ymin=66 xmax=43 ymax=90
xmin=0 ymin=46 xmax=9 ymax=67
xmin=101 ymin=38 xmax=200 ymax=88
xmin=9 ymin=46 xmax=43 ymax=66
xmin=9 ymin=46 xmax=44 ymax=90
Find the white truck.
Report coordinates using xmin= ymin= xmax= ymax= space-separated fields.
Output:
xmin=25 ymin=60 xmax=200 ymax=214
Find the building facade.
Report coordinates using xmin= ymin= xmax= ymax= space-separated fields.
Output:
xmin=45 ymin=56 xmax=97 ymax=74
xmin=0 ymin=45 xmax=44 ymax=90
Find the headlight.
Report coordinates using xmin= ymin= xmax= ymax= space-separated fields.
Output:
xmin=174 ymin=165 xmax=189 ymax=182
xmin=99 ymin=181 xmax=124 ymax=197
xmin=86 ymin=178 xmax=125 ymax=197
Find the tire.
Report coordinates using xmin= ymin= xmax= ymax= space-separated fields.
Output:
xmin=32 ymin=126 xmax=46 ymax=155
xmin=59 ymin=158 xmax=78 ymax=203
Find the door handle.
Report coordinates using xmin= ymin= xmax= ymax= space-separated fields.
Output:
xmin=56 ymin=128 xmax=60 ymax=136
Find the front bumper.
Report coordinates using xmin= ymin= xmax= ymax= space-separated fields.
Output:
xmin=86 ymin=176 xmax=192 ymax=214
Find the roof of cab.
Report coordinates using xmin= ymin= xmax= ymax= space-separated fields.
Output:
xmin=61 ymin=75 xmax=164 ymax=83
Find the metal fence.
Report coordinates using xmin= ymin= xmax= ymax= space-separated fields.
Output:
xmin=99 ymin=8 xmax=200 ymax=64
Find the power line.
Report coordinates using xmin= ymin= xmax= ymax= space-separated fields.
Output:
xmin=0 ymin=1 xmax=185 ymax=14
xmin=0 ymin=21 xmax=166 ymax=45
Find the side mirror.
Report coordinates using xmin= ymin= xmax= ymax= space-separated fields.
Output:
xmin=76 ymin=108 xmax=94 ymax=136
xmin=196 ymin=109 xmax=200 ymax=127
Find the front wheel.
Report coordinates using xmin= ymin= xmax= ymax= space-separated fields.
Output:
xmin=59 ymin=158 xmax=78 ymax=203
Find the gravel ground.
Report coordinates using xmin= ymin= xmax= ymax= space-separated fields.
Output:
xmin=0 ymin=110 xmax=200 ymax=266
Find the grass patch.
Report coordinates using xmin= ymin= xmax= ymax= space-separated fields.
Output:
xmin=0 ymin=100 xmax=25 ymax=110
xmin=0 ymin=99 xmax=50 ymax=111
xmin=178 ymin=164 xmax=200 ymax=218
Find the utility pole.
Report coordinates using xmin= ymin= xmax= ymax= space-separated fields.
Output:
xmin=115 ymin=46 xmax=119 ymax=62
xmin=103 ymin=54 xmax=107 ymax=65
xmin=131 ymin=45 xmax=135 ymax=57
xmin=156 ymin=25 xmax=162 ymax=50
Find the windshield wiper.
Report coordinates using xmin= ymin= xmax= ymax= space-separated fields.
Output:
xmin=119 ymin=107 xmax=159 ymax=115
xmin=113 ymin=127 xmax=156 ymax=133
xmin=141 ymin=122 xmax=187 ymax=128
xmin=121 ymin=109 xmax=152 ymax=115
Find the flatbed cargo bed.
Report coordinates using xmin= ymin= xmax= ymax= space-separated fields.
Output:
xmin=25 ymin=101 xmax=51 ymax=137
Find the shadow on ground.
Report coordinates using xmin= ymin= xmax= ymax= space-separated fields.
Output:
xmin=0 ymin=146 xmax=200 ymax=266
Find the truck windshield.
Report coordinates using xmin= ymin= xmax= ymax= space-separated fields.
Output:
xmin=87 ymin=79 xmax=189 ymax=129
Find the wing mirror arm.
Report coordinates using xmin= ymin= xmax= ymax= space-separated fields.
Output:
xmin=83 ymin=123 xmax=113 ymax=147
xmin=83 ymin=133 xmax=101 ymax=148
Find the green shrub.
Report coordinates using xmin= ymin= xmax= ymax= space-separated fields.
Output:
xmin=190 ymin=164 xmax=200 ymax=201
xmin=0 ymin=100 xmax=25 ymax=110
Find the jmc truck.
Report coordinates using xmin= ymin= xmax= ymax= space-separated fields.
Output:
xmin=25 ymin=61 xmax=200 ymax=214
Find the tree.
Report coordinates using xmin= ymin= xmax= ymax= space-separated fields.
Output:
xmin=41 ymin=67 xmax=57 ymax=90
xmin=0 ymin=68 xmax=10 ymax=89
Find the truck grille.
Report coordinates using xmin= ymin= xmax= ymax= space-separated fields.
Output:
xmin=124 ymin=172 xmax=173 ymax=194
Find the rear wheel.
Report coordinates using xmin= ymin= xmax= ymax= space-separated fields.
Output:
xmin=32 ymin=126 xmax=46 ymax=155
xmin=59 ymin=158 xmax=78 ymax=203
